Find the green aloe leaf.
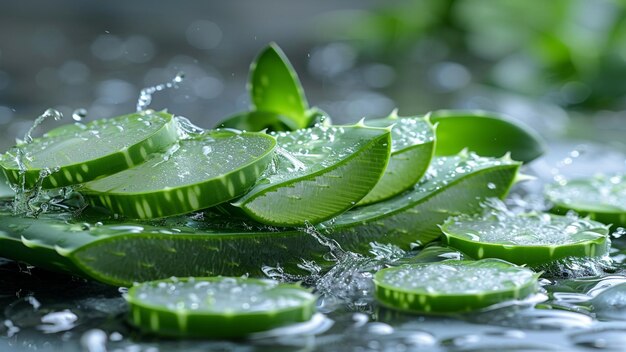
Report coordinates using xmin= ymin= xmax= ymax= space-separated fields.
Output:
xmin=359 ymin=112 xmax=435 ymax=205
xmin=250 ymin=43 xmax=309 ymax=129
xmin=126 ymin=277 xmax=316 ymax=338
xmin=431 ymin=110 xmax=545 ymax=163
xmin=0 ymin=173 xmax=13 ymax=198
xmin=326 ymin=152 xmax=521 ymax=250
xmin=215 ymin=111 xmax=299 ymax=132
xmin=545 ymin=174 xmax=626 ymax=227
xmin=441 ymin=209 xmax=610 ymax=266
xmin=0 ymin=152 xmax=519 ymax=286
xmin=374 ymin=259 xmax=539 ymax=314
xmin=81 ymin=130 xmax=276 ymax=219
xmin=235 ymin=123 xmax=392 ymax=226
xmin=0 ymin=111 xmax=179 ymax=189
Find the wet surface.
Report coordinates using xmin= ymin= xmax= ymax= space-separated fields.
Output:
xmin=1 ymin=235 xmax=626 ymax=351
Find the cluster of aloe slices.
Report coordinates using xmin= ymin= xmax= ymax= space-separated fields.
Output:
xmin=1 ymin=42 xmax=615 ymax=337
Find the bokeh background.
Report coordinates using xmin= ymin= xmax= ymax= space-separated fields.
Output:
xmin=1 ymin=0 xmax=626 ymax=150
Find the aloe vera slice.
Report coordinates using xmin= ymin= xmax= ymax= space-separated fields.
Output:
xmin=0 ymin=111 xmax=179 ymax=189
xmin=216 ymin=111 xmax=299 ymax=132
xmin=441 ymin=210 xmax=610 ymax=266
xmin=359 ymin=113 xmax=435 ymax=205
xmin=235 ymin=124 xmax=392 ymax=226
xmin=431 ymin=110 xmax=545 ymax=163
xmin=327 ymin=152 xmax=521 ymax=250
xmin=545 ymin=174 xmax=626 ymax=227
xmin=126 ymin=277 xmax=316 ymax=338
xmin=250 ymin=43 xmax=309 ymax=129
xmin=81 ymin=130 xmax=276 ymax=219
xmin=374 ymin=259 xmax=539 ymax=314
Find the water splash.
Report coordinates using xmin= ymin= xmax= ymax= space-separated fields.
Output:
xmin=263 ymin=223 xmax=405 ymax=310
xmin=136 ymin=71 xmax=185 ymax=112
xmin=22 ymin=108 xmax=63 ymax=144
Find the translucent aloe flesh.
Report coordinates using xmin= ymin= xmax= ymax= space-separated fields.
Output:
xmin=327 ymin=152 xmax=521 ymax=250
xmin=359 ymin=114 xmax=435 ymax=205
xmin=374 ymin=259 xmax=539 ymax=314
xmin=0 ymin=111 xmax=179 ymax=189
xmin=0 ymin=153 xmax=519 ymax=286
xmin=81 ymin=130 xmax=276 ymax=219
xmin=441 ymin=211 xmax=610 ymax=266
xmin=235 ymin=124 xmax=392 ymax=226
xmin=126 ymin=277 xmax=316 ymax=338
xmin=431 ymin=110 xmax=545 ymax=163
xmin=545 ymin=174 xmax=626 ymax=227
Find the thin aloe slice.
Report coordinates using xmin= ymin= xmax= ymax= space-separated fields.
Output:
xmin=441 ymin=209 xmax=610 ymax=267
xmin=430 ymin=110 xmax=545 ymax=163
xmin=0 ymin=111 xmax=179 ymax=189
xmin=545 ymin=174 xmax=626 ymax=227
xmin=250 ymin=43 xmax=309 ymax=129
xmin=81 ymin=130 xmax=276 ymax=219
xmin=126 ymin=277 xmax=316 ymax=338
xmin=234 ymin=123 xmax=392 ymax=226
xmin=374 ymin=259 xmax=539 ymax=314
xmin=326 ymin=152 xmax=521 ymax=250
xmin=359 ymin=113 xmax=435 ymax=205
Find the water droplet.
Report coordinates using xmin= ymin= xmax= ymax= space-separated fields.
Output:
xmin=72 ymin=108 xmax=87 ymax=121
xmin=136 ymin=72 xmax=185 ymax=112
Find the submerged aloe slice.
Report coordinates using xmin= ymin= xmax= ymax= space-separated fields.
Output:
xmin=126 ymin=277 xmax=316 ymax=338
xmin=374 ymin=259 xmax=539 ymax=313
xmin=545 ymin=175 xmax=626 ymax=227
xmin=235 ymin=124 xmax=391 ymax=226
xmin=441 ymin=205 xmax=610 ymax=266
xmin=431 ymin=110 xmax=545 ymax=163
xmin=359 ymin=113 xmax=435 ymax=205
xmin=81 ymin=130 xmax=276 ymax=219
xmin=0 ymin=111 xmax=179 ymax=189
xmin=327 ymin=152 xmax=521 ymax=250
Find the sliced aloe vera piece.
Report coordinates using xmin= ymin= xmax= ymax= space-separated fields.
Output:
xmin=431 ymin=110 xmax=545 ymax=163
xmin=126 ymin=277 xmax=316 ymax=338
xmin=0 ymin=111 xmax=179 ymax=189
xmin=235 ymin=124 xmax=391 ymax=226
xmin=250 ymin=43 xmax=309 ymax=129
xmin=359 ymin=113 xmax=435 ymax=205
xmin=545 ymin=174 xmax=626 ymax=227
xmin=441 ymin=210 xmax=610 ymax=267
xmin=327 ymin=152 xmax=521 ymax=250
xmin=374 ymin=259 xmax=539 ymax=314
xmin=81 ymin=130 xmax=276 ymax=219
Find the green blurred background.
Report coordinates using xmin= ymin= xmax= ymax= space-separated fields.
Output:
xmin=1 ymin=0 xmax=625 ymax=149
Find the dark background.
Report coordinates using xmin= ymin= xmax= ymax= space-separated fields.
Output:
xmin=1 ymin=0 xmax=626 ymax=149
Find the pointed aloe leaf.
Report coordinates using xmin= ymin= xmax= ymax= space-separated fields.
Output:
xmin=374 ymin=259 xmax=539 ymax=314
xmin=324 ymin=152 xmax=521 ymax=250
xmin=126 ymin=277 xmax=316 ymax=338
xmin=441 ymin=210 xmax=610 ymax=267
xmin=0 ymin=111 xmax=179 ymax=189
xmin=81 ymin=130 xmax=276 ymax=219
xmin=359 ymin=113 xmax=435 ymax=205
xmin=250 ymin=43 xmax=309 ymax=129
xmin=430 ymin=110 xmax=545 ymax=163
xmin=545 ymin=174 xmax=626 ymax=227
xmin=235 ymin=124 xmax=392 ymax=226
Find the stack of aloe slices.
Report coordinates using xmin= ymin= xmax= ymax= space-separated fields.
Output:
xmin=0 ymin=42 xmax=588 ymax=331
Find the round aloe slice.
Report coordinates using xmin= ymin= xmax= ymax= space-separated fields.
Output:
xmin=81 ymin=130 xmax=276 ymax=219
xmin=358 ymin=113 xmax=435 ymax=205
xmin=126 ymin=277 xmax=316 ymax=338
xmin=545 ymin=174 xmax=626 ymax=227
xmin=374 ymin=259 xmax=539 ymax=314
xmin=0 ymin=111 xmax=179 ymax=189
xmin=441 ymin=210 xmax=610 ymax=267
xmin=234 ymin=123 xmax=391 ymax=226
